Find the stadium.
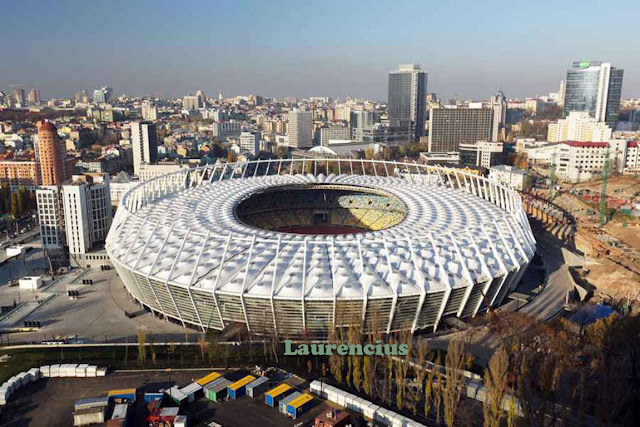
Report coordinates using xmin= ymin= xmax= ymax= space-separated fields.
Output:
xmin=106 ymin=159 xmax=536 ymax=338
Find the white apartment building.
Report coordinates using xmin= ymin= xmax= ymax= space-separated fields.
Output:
xmin=547 ymin=111 xmax=613 ymax=143
xmin=556 ymin=140 xmax=629 ymax=183
xmin=36 ymin=187 xmax=65 ymax=250
xmin=212 ymin=121 xmax=242 ymax=141
xmin=239 ymin=131 xmax=261 ymax=156
xmin=288 ymin=109 xmax=313 ymax=148
xmin=130 ymin=121 xmax=158 ymax=176
xmin=62 ymin=174 xmax=113 ymax=255
xmin=489 ymin=165 xmax=530 ymax=191
xmin=36 ymin=173 xmax=113 ymax=265
xmin=319 ymin=125 xmax=351 ymax=146
xmin=624 ymin=141 xmax=639 ymax=173
xmin=141 ymin=100 xmax=157 ymax=120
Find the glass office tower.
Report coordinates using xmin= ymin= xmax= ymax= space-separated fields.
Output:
xmin=563 ymin=61 xmax=623 ymax=127
xmin=388 ymin=64 xmax=427 ymax=142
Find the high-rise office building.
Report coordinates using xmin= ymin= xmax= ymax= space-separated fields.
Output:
xmin=388 ymin=64 xmax=427 ymax=141
xmin=93 ymin=86 xmax=113 ymax=104
xmin=27 ymin=89 xmax=40 ymax=104
xmin=182 ymin=95 xmax=201 ymax=111
xmin=37 ymin=173 xmax=113 ymax=261
xmin=350 ymin=110 xmax=376 ymax=130
xmin=428 ymin=107 xmax=493 ymax=152
xmin=563 ymin=61 xmax=623 ymax=126
xmin=141 ymin=100 xmax=158 ymax=120
xmin=36 ymin=121 xmax=71 ymax=186
xmin=288 ymin=109 xmax=313 ymax=148
xmin=130 ymin=121 xmax=158 ymax=175
xmin=11 ymin=86 xmax=26 ymax=107
xmin=489 ymin=92 xmax=507 ymax=142
xmin=62 ymin=174 xmax=113 ymax=255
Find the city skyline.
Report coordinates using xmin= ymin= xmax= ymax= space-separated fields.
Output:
xmin=1 ymin=0 xmax=639 ymax=101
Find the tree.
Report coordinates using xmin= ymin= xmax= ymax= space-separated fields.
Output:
xmin=362 ymin=355 xmax=374 ymax=396
xmin=434 ymin=359 xmax=443 ymax=425
xmin=137 ymin=329 xmax=146 ymax=367
xmin=425 ymin=361 xmax=438 ymax=420
xmin=10 ymin=192 xmax=18 ymax=217
xmin=443 ymin=339 xmax=470 ymax=427
xmin=410 ymin=340 xmax=428 ymax=415
xmin=276 ymin=146 xmax=289 ymax=159
xmin=483 ymin=348 xmax=509 ymax=427
xmin=349 ymin=321 xmax=363 ymax=392
xmin=395 ymin=330 xmax=412 ymax=411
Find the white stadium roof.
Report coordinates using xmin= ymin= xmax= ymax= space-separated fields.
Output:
xmin=106 ymin=159 xmax=535 ymax=334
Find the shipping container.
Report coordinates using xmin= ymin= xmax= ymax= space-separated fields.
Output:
xmin=75 ymin=364 xmax=89 ymax=377
xmin=196 ymin=371 xmax=221 ymax=386
xmin=107 ymin=403 xmax=128 ymax=427
xmin=73 ymin=407 xmax=105 ymax=426
xmin=166 ymin=386 xmax=188 ymax=405
xmin=49 ymin=364 xmax=60 ymax=378
xmin=314 ymin=409 xmax=351 ymax=427
xmin=286 ymin=393 xmax=313 ymax=419
xmin=108 ymin=388 xmax=136 ymax=403
xmin=227 ymin=375 xmax=256 ymax=400
xmin=245 ymin=376 xmax=270 ymax=398
xmin=159 ymin=407 xmax=179 ymax=422
xmin=40 ymin=365 xmax=50 ymax=377
xmin=265 ymin=383 xmax=293 ymax=407
xmin=143 ymin=392 xmax=164 ymax=403
xmin=204 ymin=377 xmax=232 ymax=402
xmin=27 ymin=368 xmax=41 ymax=381
xmin=279 ymin=391 xmax=301 ymax=414
xmin=174 ymin=415 xmax=188 ymax=427
xmin=179 ymin=382 xmax=203 ymax=403
xmin=74 ymin=397 xmax=109 ymax=412
xmin=62 ymin=364 xmax=79 ymax=377
xmin=86 ymin=366 xmax=98 ymax=377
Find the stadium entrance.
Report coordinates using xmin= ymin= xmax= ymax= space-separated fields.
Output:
xmin=235 ymin=183 xmax=407 ymax=235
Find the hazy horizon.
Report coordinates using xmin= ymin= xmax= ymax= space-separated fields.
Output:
xmin=1 ymin=0 xmax=639 ymax=102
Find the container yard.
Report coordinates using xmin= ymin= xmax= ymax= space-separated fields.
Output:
xmin=1 ymin=368 xmax=399 ymax=427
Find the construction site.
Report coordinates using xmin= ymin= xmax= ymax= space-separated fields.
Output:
xmin=545 ymin=166 xmax=640 ymax=311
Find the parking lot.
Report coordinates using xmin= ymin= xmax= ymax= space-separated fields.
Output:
xmin=0 ymin=370 xmax=349 ymax=427
xmin=1 ymin=261 xmax=199 ymax=344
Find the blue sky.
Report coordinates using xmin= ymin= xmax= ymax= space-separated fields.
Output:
xmin=0 ymin=0 xmax=638 ymax=101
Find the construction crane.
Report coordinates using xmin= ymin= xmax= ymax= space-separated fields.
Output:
xmin=599 ymin=153 xmax=610 ymax=228
xmin=549 ymin=151 xmax=557 ymax=199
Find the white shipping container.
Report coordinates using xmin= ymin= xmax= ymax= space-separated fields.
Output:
xmin=65 ymin=364 xmax=79 ymax=377
xmin=40 ymin=365 xmax=50 ymax=377
xmin=86 ymin=366 xmax=97 ymax=377
xmin=73 ymin=407 xmax=105 ymax=426
xmin=28 ymin=368 xmax=41 ymax=381
xmin=76 ymin=364 xmax=89 ymax=377
xmin=50 ymin=364 xmax=60 ymax=378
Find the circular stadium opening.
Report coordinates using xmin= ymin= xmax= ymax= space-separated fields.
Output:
xmin=235 ymin=184 xmax=408 ymax=235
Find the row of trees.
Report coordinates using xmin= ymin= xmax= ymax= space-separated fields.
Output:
xmin=0 ymin=184 xmax=36 ymax=217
